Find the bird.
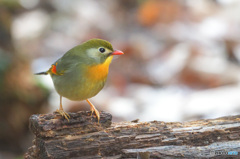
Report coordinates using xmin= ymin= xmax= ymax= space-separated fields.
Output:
xmin=35 ymin=39 xmax=124 ymax=122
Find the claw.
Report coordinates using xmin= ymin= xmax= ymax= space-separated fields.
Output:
xmin=86 ymin=99 xmax=100 ymax=123
xmin=56 ymin=109 xmax=70 ymax=122
xmin=56 ymin=96 xmax=70 ymax=122
xmin=90 ymin=107 xmax=94 ymax=116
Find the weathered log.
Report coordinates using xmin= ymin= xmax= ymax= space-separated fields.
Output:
xmin=24 ymin=111 xmax=240 ymax=159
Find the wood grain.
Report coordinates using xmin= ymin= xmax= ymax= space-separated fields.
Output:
xmin=24 ymin=111 xmax=240 ymax=158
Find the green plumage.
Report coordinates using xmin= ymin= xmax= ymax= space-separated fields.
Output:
xmin=52 ymin=39 xmax=114 ymax=100
xmin=35 ymin=38 xmax=123 ymax=121
xmin=55 ymin=39 xmax=114 ymax=74
xmin=37 ymin=39 xmax=115 ymax=100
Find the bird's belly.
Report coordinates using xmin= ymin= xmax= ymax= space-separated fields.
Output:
xmin=52 ymin=74 xmax=106 ymax=101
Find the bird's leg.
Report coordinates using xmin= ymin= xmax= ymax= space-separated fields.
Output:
xmin=56 ymin=96 xmax=70 ymax=121
xmin=86 ymin=99 xmax=100 ymax=122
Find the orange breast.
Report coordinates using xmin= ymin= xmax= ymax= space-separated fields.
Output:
xmin=86 ymin=56 xmax=113 ymax=81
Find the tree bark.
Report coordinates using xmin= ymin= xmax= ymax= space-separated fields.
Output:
xmin=24 ymin=111 xmax=240 ymax=159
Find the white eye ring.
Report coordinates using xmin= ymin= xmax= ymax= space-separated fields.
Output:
xmin=99 ymin=47 xmax=105 ymax=53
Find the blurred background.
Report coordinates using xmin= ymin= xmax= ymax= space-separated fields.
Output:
xmin=1 ymin=0 xmax=240 ymax=158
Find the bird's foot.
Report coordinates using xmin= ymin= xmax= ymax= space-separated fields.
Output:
xmin=55 ymin=109 xmax=70 ymax=122
xmin=86 ymin=99 xmax=100 ymax=123
xmin=90 ymin=107 xmax=100 ymax=122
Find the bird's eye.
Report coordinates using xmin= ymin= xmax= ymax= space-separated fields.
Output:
xmin=99 ymin=48 xmax=105 ymax=53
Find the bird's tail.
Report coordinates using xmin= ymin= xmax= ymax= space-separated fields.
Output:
xmin=34 ymin=71 xmax=48 ymax=75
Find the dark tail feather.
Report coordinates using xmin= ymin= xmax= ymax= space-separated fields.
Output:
xmin=35 ymin=71 xmax=48 ymax=75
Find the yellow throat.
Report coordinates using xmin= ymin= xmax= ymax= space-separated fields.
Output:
xmin=86 ymin=55 xmax=113 ymax=81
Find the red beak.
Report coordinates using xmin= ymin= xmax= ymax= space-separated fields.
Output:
xmin=111 ymin=50 xmax=124 ymax=55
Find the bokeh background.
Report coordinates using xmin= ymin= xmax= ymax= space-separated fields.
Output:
xmin=1 ymin=0 xmax=240 ymax=158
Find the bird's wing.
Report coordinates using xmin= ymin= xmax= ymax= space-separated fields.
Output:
xmin=48 ymin=53 xmax=80 ymax=75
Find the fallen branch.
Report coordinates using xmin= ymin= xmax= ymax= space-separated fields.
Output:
xmin=24 ymin=111 xmax=240 ymax=158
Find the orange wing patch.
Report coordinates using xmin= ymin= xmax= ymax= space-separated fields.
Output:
xmin=48 ymin=63 xmax=63 ymax=75
xmin=51 ymin=64 xmax=57 ymax=74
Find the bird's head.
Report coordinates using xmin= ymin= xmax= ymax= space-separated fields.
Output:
xmin=80 ymin=39 xmax=124 ymax=65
